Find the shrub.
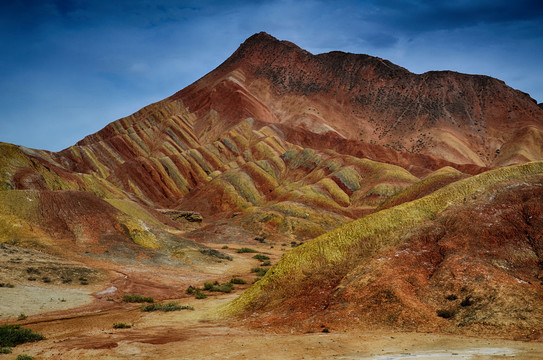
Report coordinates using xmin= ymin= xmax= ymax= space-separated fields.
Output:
xmin=0 ymin=283 xmax=15 ymax=288
xmin=203 ymin=282 xmax=234 ymax=293
xmin=230 ymin=278 xmax=247 ymax=285
xmin=113 ymin=323 xmax=131 ymax=329
xmin=17 ymin=313 xmax=27 ymax=321
xmin=461 ymin=296 xmax=474 ymax=307
xmin=0 ymin=325 xmax=45 ymax=347
xmin=445 ymin=294 xmax=458 ymax=301
xmin=26 ymin=268 xmax=40 ymax=274
xmin=140 ymin=302 xmax=194 ymax=312
xmin=195 ymin=291 xmax=207 ymax=299
xmin=199 ymin=249 xmax=232 ymax=261
xmin=251 ymin=268 xmax=268 ymax=277
xmin=186 ymin=286 xmax=198 ymax=295
xmin=0 ymin=347 xmax=12 ymax=354
xmin=16 ymin=355 xmax=34 ymax=360
xmin=260 ymin=260 xmax=272 ymax=267
xmin=237 ymin=247 xmax=258 ymax=253
xmin=203 ymin=282 xmax=216 ymax=291
xmin=254 ymin=236 xmax=266 ymax=243
xmin=221 ymin=245 xmax=229 ymax=249
xmin=252 ymin=254 xmax=270 ymax=262
xmin=122 ymin=294 xmax=154 ymax=303
xmin=214 ymin=283 xmax=234 ymax=293
xmin=436 ymin=309 xmax=455 ymax=319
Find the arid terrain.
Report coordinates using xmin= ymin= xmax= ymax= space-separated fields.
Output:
xmin=3 ymin=241 xmax=543 ymax=359
xmin=1 ymin=33 xmax=543 ymax=358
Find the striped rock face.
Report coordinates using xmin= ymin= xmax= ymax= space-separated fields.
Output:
xmin=1 ymin=33 xmax=542 ymax=337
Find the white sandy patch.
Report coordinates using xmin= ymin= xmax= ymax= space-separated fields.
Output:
xmin=0 ymin=285 xmax=93 ymax=319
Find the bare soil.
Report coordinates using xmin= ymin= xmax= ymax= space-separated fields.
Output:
xmin=2 ymin=242 xmax=543 ymax=359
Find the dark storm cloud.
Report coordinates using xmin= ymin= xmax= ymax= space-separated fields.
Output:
xmin=365 ymin=0 xmax=543 ymax=31
xmin=0 ymin=0 xmax=542 ymax=151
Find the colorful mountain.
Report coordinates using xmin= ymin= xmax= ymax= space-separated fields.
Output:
xmin=1 ymin=33 xmax=542 ymax=337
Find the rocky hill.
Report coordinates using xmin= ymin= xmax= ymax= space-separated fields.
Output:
xmin=1 ymin=32 xmax=542 ymax=338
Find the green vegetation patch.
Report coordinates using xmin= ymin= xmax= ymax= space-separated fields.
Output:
xmin=230 ymin=277 xmax=247 ymax=284
xmin=16 ymin=355 xmax=35 ymax=360
xmin=203 ymin=282 xmax=234 ymax=293
xmin=122 ymin=294 xmax=154 ymax=303
xmin=200 ymin=248 xmax=233 ymax=261
xmin=237 ymin=247 xmax=258 ymax=253
xmin=0 ymin=325 xmax=44 ymax=347
xmin=251 ymin=267 xmax=268 ymax=277
xmin=252 ymin=254 xmax=270 ymax=262
xmin=140 ymin=302 xmax=194 ymax=312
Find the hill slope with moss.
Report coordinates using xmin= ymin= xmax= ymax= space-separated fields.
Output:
xmin=219 ymin=161 xmax=543 ymax=339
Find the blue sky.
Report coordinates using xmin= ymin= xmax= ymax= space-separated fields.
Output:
xmin=1 ymin=0 xmax=542 ymax=151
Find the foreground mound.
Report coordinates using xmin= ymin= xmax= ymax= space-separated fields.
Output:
xmin=220 ymin=162 xmax=543 ymax=339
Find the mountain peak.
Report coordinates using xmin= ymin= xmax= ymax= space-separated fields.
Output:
xmin=222 ymin=32 xmax=309 ymax=68
xmin=241 ymin=32 xmax=302 ymax=51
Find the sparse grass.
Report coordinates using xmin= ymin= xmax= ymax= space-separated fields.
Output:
xmin=140 ymin=302 xmax=194 ymax=312
xmin=113 ymin=323 xmax=132 ymax=329
xmin=204 ymin=281 xmax=234 ymax=293
xmin=16 ymin=354 xmax=35 ymax=360
xmin=200 ymin=248 xmax=233 ymax=261
xmin=122 ymin=294 xmax=154 ymax=303
xmin=0 ymin=325 xmax=44 ymax=347
xmin=237 ymin=247 xmax=258 ymax=253
xmin=252 ymin=254 xmax=270 ymax=262
xmin=251 ymin=268 xmax=268 ymax=277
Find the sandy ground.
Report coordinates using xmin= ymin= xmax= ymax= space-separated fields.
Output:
xmin=2 ymin=242 xmax=543 ymax=359
xmin=0 ymin=285 xmax=93 ymax=319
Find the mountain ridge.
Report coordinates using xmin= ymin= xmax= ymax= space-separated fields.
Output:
xmin=1 ymin=32 xmax=543 ymax=340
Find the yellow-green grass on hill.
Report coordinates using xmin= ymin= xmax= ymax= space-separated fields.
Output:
xmin=218 ymin=161 xmax=543 ymax=316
